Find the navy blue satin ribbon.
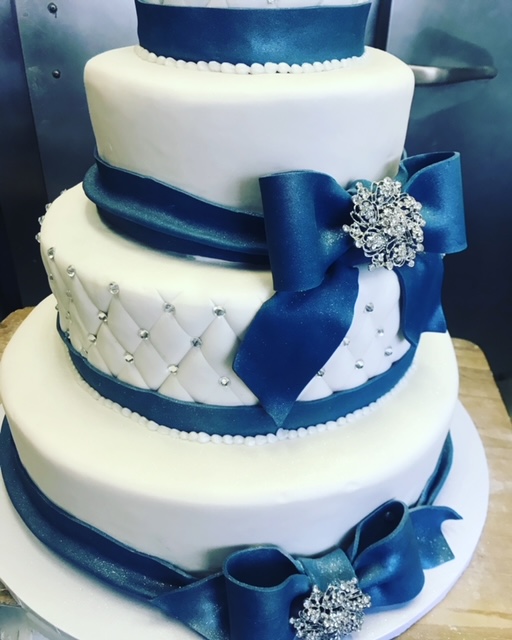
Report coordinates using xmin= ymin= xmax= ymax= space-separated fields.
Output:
xmin=0 ymin=420 xmax=460 ymax=640
xmin=84 ymin=152 xmax=465 ymax=425
xmin=83 ymin=160 xmax=268 ymax=265
xmin=58 ymin=321 xmax=416 ymax=437
xmin=135 ymin=1 xmax=370 ymax=65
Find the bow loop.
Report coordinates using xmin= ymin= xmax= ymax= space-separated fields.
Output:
xmin=260 ymin=171 xmax=353 ymax=293
xmin=403 ymin=152 xmax=467 ymax=254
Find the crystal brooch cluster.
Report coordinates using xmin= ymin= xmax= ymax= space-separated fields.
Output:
xmin=343 ymin=177 xmax=426 ymax=270
xmin=290 ymin=578 xmax=371 ymax=640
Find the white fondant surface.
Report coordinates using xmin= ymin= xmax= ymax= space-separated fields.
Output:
xmin=40 ymin=186 xmax=411 ymax=406
xmin=1 ymin=298 xmax=458 ymax=572
xmin=85 ymin=46 xmax=414 ymax=211
xmin=0 ymin=402 xmax=489 ymax=640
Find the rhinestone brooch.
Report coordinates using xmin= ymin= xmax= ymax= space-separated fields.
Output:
xmin=290 ymin=578 xmax=371 ymax=640
xmin=343 ymin=177 xmax=426 ymax=270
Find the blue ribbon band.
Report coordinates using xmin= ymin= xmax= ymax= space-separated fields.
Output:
xmin=0 ymin=420 xmax=461 ymax=640
xmin=83 ymin=159 xmax=268 ymax=265
xmin=58 ymin=321 xmax=416 ymax=437
xmin=135 ymin=1 xmax=371 ymax=65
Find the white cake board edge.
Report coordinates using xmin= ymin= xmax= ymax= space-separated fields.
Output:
xmin=0 ymin=401 xmax=488 ymax=640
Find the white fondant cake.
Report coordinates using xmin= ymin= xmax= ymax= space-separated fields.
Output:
xmin=0 ymin=1 xmax=475 ymax=638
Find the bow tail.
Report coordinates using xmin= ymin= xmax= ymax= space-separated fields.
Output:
xmin=396 ymin=253 xmax=447 ymax=346
xmin=234 ymin=261 xmax=359 ymax=425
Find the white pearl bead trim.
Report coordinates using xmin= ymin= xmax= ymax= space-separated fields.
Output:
xmin=134 ymin=45 xmax=366 ymax=75
xmin=69 ymin=349 xmax=415 ymax=446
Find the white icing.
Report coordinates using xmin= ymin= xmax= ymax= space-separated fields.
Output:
xmin=1 ymin=298 xmax=458 ymax=572
xmin=135 ymin=44 xmax=366 ymax=74
xmin=84 ymin=46 xmax=414 ymax=211
xmin=40 ymin=186 xmax=411 ymax=407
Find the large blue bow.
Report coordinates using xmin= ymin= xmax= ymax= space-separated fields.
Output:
xmin=234 ymin=152 xmax=466 ymax=425
xmin=0 ymin=421 xmax=460 ymax=640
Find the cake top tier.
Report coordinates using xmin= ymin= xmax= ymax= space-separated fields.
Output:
xmin=135 ymin=0 xmax=371 ymax=66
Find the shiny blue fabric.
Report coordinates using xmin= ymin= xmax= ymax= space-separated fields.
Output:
xmin=83 ymin=161 xmax=268 ymax=265
xmin=0 ymin=420 xmax=460 ymax=640
xmin=59 ymin=321 xmax=416 ymax=436
xmin=85 ymin=152 xmax=465 ymax=426
xmin=135 ymin=1 xmax=370 ymax=65
xmin=235 ymin=152 xmax=466 ymax=423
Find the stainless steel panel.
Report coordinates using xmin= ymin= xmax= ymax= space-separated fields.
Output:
xmin=0 ymin=0 xmax=48 ymax=308
xmin=15 ymin=0 xmax=137 ymax=200
xmin=387 ymin=0 xmax=512 ymax=378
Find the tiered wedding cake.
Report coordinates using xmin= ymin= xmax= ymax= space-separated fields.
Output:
xmin=0 ymin=1 xmax=472 ymax=638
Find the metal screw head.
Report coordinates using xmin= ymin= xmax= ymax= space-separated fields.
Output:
xmin=47 ymin=3 xmax=58 ymax=14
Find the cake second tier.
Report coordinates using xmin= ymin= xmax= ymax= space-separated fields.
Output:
xmin=84 ymin=46 xmax=414 ymax=212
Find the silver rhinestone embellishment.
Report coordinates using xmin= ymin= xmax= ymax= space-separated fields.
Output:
xmin=38 ymin=215 xmax=46 ymax=225
xmin=355 ymin=360 xmax=364 ymax=369
xmin=168 ymin=364 xmax=179 ymax=375
xmin=138 ymin=329 xmax=150 ymax=340
xmin=191 ymin=337 xmax=202 ymax=348
xmin=343 ymin=177 xmax=426 ymax=271
xmin=48 ymin=273 xmax=54 ymax=281
xmin=213 ymin=306 xmax=226 ymax=317
xmin=365 ymin=302 xmax=374 ymax=313
xmin=163 ymin=302 xmax=175 ymax=313
xmin=290 ymin=578 xmax=371 ymax=640
xmin=377 ymin=328 xmax=385 ymax=337
xmin=124 ymin=353 xmax=134 ymax=363
xmin=66 ymin=265 xmax=76 ymax=278
xmin=65 ymin=289 xmax=72 ymax=299
xmin=109 ymin=282 xmax=120 ymax=295
xmin=384 ymin=346 xmax=394 ymax=356
xmin=342 ymin=337 xmax=350 ymax=347
xmin=35 ymin=232 xmax=41 ymax=243
xmin=98 ymin=311 xmax=108 ymax=322
xmin=219 ymin=376 xmax=231 ymax=387
xmin=88 ymin=334 xmax=97 ymax=343
xmin=317 ymin=369 xmax=325 ymax=377
xmin=47 ymin=247 xmax=55 ymax=260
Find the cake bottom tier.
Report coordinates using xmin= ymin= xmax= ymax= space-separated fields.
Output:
xmin=1 ymin=297 xmax=459 ymax=573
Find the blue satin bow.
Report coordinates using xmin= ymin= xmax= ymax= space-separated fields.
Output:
xmin=84 ymin=152 xmax=465 ymax=427
xmin=234 ymin=152 xmax=466 ymax=425
xmin=0 ymin=420 xmax=460 ymax=640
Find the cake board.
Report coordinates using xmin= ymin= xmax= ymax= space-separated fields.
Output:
xmin=0 ymin=401 xmax=488 ymax=640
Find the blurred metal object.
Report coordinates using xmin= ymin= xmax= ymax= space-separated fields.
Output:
xmin=411 ymin=63 xmax=497 ymax=85
xmin=386 ymin=0 xmax=511 ymax=382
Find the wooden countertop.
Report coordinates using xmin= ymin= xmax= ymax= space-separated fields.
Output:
xmin=1 ymin=309 xmax=511 ymax=637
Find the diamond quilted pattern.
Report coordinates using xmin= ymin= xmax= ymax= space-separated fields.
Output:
xmin=43 ymin=223 xmax=410 ymax=408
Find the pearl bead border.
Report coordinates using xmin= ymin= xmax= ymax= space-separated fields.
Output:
xmin=69 ymin=350 xmax=415 ymax=446
xmin=134 ymin=44 xmax=366 ymax=75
